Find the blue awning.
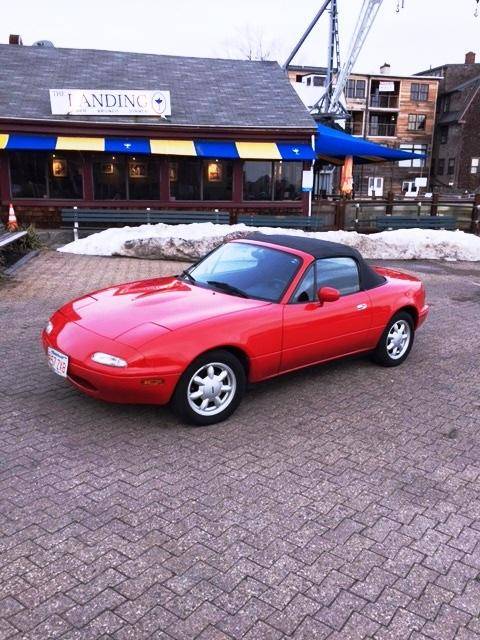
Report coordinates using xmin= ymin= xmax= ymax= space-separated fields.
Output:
xmin=315 ymin=124 xmax=427 ymax=165
xmin=277 ymin=142 xmax=316 ymax=161
xmin=6 ymin=133 xmax=57 ymax=151
xmin=194 ymin=140 xmax=239 ymax=159
xmin=105 ymin=137 xmax=151 ymax=154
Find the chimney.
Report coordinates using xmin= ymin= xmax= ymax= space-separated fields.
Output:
xmin=465 ymin=51 xmax=476 ymax=64
xmin=380 ymin=62 xmax=391 ymax=75
xmin=8 ymin=34 xmax=23 ymax=45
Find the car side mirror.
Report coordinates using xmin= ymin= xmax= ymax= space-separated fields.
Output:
xmin=317 ymin=286 xmax=340 ymax=304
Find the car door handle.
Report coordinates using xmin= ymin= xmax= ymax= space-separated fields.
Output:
xmin=356 ymin=303 xmax=368 ymax=311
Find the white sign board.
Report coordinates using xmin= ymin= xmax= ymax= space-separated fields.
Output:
xmin=415 ymin=177 xmax=428 ymax=188
xmin=49 ymin=89 xmax=171 ymax=117
xmin=302 ymin=169 xmax=314 ymax=192
xmin=379 ymin=81 xmax=395 ymax=92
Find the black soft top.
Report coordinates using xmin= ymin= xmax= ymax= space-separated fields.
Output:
xmin=249 ymin=233 xmax=386 ymax=291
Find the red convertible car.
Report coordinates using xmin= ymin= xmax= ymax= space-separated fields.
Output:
xmin=42 ymin=234 xmax=428 ymax=425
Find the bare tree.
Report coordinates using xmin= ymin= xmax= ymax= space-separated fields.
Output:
xmin=223 ymin=25 xmax=278 ymax=61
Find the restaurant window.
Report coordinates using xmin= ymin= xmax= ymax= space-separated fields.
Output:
xmin=169 ymin=158 xmax=201 ymax=200
xmin=10 ymin=152 xmax=47 ymax=198
xmin=398 ymin=144 xmax=427 ymax=168
xmin=48 ymin=154 xmax=83 ymax=199
xmin=273 ymin=162 xmax=302 ymax=200
xmin=93 ymin=156 xmax=127 ymax=200
xmin=10 ymin=151 xmax=84 ymax=199
xmin=437 ymin=158 xmax=445 ymax=175
xmin=471 ymin=158 xmax=479 ymax=174
xmin=202 ymin=160 xmax=233 ymax=200
xmin=447 ymin=158 xmax=455 ymax=175
xmin=407 ymin=114 xmax=426 ymax=131
xmin=127 ymin=158 xmax=160 ymax=200
xmin=410 ymin=83 xmax=429 ymax=102
xmin=93 ymin=155 xmax=160 ymax=200
xmin=243 ymin=161 xmax=273 ymax=200
xmin=244 ymin=161 xmax=302 ymax=201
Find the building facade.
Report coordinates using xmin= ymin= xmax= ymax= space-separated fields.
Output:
xmin=416 ymin=52 xmax=480 ymax=194
xmin=288 ymin=64 xmax=439 ymax=196
xmin=0 ymin=40 xmax=316 ymax=226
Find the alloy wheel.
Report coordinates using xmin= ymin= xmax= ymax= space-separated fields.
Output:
xmin=187 ymin=362 xmax=237 ymax=416
xmin=386 ymin=319 xmax=411 ymax=360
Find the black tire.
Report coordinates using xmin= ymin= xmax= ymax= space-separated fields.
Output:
xmin=372 ymin=311 xmax=415 ymax=367
xmin=171 ymin=349 xmax=246 ymax=426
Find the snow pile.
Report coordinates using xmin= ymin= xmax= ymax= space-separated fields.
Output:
xmin=58 ymin=223 xmax=480 ymax=262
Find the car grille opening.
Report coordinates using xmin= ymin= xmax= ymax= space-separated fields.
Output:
xmin=68 ymin=373 xmax=98 ymax=392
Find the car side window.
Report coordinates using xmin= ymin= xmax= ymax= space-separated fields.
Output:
xmin=315 ymin=257 xmax=360 ymax=296
xmin=290 ymin=265 xmax=316 ymax=303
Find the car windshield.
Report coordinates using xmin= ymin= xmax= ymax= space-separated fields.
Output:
xmin=185 ymin=242 xmax=301 ymax=302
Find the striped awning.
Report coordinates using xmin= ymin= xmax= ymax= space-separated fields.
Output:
xmin=0 ymin=133 xmax=315 ymax=161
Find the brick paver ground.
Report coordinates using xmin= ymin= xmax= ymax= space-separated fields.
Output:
xmin=1 ymin=250 xmax=480 ymax=639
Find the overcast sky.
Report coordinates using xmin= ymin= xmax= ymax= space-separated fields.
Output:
xmin=1 ymin=0 xmax=479 ymax=75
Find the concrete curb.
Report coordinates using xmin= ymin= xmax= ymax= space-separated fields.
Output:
xmin=4 ymin=250 xmax=40 ymax=275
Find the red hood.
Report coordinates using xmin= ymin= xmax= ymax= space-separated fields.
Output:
xmin=60 ymin=276 xmax=270 ymax=341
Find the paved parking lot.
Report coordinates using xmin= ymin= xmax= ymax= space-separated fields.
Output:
xmin=1 ymin=250 xmax=480 ymax=639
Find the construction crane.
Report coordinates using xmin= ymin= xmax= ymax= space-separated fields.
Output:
xmin=285 ymin=0 xmax=478 ymax=200
xmin=284 ymin=0 xmax=479 ymax=119
xmin=283 ymin=0 xmax=385 ymax=118
xmin=321 ymin=0 xmax=384 ymax=116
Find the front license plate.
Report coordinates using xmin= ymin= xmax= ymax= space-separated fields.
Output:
xmin=47 ymin=347 xmax=69 ymax=378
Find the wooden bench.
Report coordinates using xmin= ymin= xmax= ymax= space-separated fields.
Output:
xmin=0 ymin=230 xmax=27 ymax=250
xmin=375 ymin=216 xmax=457 ymax=231
xmin=237 ymin=214 xmax=328 ymax=232
xmin=61 ymin=209 xmax=230 ymax=239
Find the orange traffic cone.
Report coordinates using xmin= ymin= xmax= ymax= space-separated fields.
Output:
xmin=6 ymin=203 xmax=19 ymax=232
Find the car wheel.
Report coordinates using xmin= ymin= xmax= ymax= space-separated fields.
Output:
xmin=372 ymin=311 xmax=415 ymax=367
xmin=172 ymin=350 xmax=246 ymax=426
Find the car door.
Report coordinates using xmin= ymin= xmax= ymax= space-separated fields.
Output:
xmin=280 ymin=257 xmax=372 ymax=372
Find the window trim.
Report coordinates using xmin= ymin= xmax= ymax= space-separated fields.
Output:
xmin=289 ymin=256 xmax=362 ymax=304
xmin=398 ymin=144 xmax=427 ymax=168
xmin=346 ymin=79 xmax=367 ymax=99
xmin=410 ymin=82 xmax=429 ymax=102
xmin=407 ymin=113 xmax=427 ymax=131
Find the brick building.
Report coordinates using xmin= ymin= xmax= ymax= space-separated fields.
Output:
xmin=288 ymin=64 xmax=439 ymax=197
xmin=416 ymin=52 xmax=480 ymax=194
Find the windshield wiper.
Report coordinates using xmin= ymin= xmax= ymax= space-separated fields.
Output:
xmin=180 ymin=269 xmax=196 ymax=284
xmin=206 ymin=280 xmax=249 ymax=298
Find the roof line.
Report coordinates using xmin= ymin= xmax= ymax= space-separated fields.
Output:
xmin=0 ymin=42 xmax=279 ymax=66
xmin=447 ymin=73 xmax=480 ymax=94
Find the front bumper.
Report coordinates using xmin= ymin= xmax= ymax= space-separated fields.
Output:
xmin=42 ymin=329 xmax=180 ymax=405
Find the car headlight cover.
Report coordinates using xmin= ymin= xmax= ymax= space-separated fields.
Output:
xmin=91 ymin=352 xmax=127 ymax=368
xmin=45 ymin=320 xmax=53 ymax=335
